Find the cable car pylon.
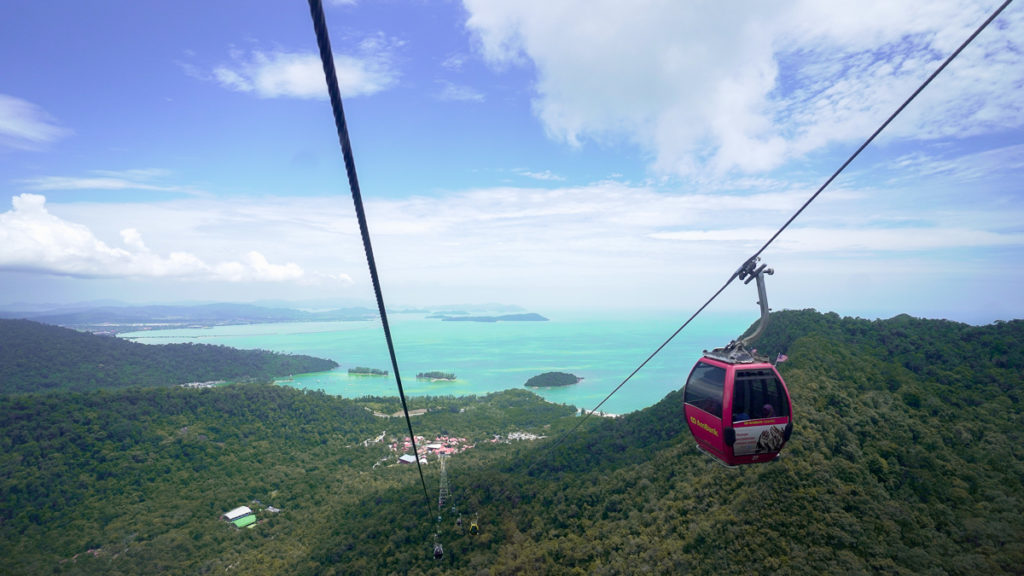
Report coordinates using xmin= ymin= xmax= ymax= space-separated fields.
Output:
xmin=438 ymin=454 xmax=450 ymax=512
xmin=430 ymin=455 xmax=451 ymax=560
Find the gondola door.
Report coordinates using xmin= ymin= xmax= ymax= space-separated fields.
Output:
xmin=683 ymin=358 xmax=729 ymax=463
xmin=727 ymin=366 xmax=792 ymax=465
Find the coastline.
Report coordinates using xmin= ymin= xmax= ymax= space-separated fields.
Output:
xmin=124 ymin=312 xmax=755 ymax=414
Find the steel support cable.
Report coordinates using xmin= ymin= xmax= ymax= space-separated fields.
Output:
xmin=535 ymin=0 xmax=1014 ymax=461
xmin=536 ymin=277 xmax=739 ymax=457
xmin=307 ymin=0 xmax=434 ymax=521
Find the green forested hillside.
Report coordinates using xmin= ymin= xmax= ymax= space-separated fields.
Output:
xmin=0 ymin=384 xmax=377 ymax=574
xmin=0 ymin=319 xmax=338 ymax=393
xmin=312 ymin=310 xmax=1024 ymax=575
xmin=0 ymin=385 xmax=574 ymax=575
xmin=1 ymin=310 xmax=1021 ymax=575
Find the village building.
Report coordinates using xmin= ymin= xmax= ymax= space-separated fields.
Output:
xmin=508 ymin=431 xmax=546 ymax=441
xmin=222 ymin=505 xmax=256 ymax=528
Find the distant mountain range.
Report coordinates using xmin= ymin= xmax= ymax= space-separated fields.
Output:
xmin=0 ymin=303 xmax=377 ymax=334
xmin=0 ymin=302 xmax=547 ymax=333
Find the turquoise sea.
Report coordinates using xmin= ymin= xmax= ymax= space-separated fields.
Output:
xmin=121 ymin=311 xmax=754 ymax=415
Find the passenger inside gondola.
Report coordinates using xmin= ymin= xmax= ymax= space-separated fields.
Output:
xmin=733 ymin=379 xmax=750 ymax=422
xmin=736 ymin=369 xmax=789 ymax=421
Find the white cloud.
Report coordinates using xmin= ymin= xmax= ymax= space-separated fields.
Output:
xmin=0 ymin=194 xmax=307 ymax=283
xmin=517 ymin=169 xmax=564 ymax=181
xmin=462 ymin=0 xmax=1024 ymax=176
xmin=314 ymin=271 xmax=356 ymax=285
xmin=346 ymin=181 xmax=1023 ymax=314
xmin=0 ymin=94 xmax=72 ymax=150
xmin=5 ymin=156 xmax=1020 ymax=313
xmin=650 ymin=226 xmax=1024 ymax=253
xmin=24 ymin=177 xmax=170 ymax=192
xmin=0 ymin=194 xmax=130 ymax=275
xmin=20 ymin=169 xmax=200 ymax=196
xmin=436 ymin=80 xmax=485 ymax=102
xmin=237 ymin=251 xmax=304 ymax=282
xmin=212 ymin=37 xmax=401 ymax=99
xmin=886 ymin=143 xmax=1024 ymax=183
xmin=120 ymin=228 xmax=148 ymax=251
xmin=441 ymin=53 xmax=469 ymax=72
xmin=213 ymin=67 xmax=252 ymax=93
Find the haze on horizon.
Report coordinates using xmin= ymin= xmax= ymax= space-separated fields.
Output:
xmin=1 ymin=1 xmax=1022 ymax=325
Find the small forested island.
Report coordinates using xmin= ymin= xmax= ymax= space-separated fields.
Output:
xmin=524 ymin=371 xmax=582 ymax=387
xmin=417 ymin=371 xmax=456 ymax=380
xmin=348 ymin=367 xmax=388 ymax=376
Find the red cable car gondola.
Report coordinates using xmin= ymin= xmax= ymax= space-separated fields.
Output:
xmin=684 ymin=260 xmax=793 ymax=466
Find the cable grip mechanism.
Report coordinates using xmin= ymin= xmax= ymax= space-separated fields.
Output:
xmin=706 ymin=258 xmax=775 ymax=363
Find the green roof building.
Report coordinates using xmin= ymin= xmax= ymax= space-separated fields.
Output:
xmin=232 ymin=514 xmax=257 ymax=528
xmin=223 ymin=505 xmax=256 ymax=528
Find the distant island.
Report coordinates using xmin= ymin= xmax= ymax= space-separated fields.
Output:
xmin=348 ymin=367 xmax=388 ymax=376
xmin=433 ymin=313 xmax=549 ymax=323
xmin=417 ymin=371 xmax=456 ymax=381
xmin=0 ymin=302 xmax=378 ymax=335
xmin=0 ymin=302 xmax=552 ymax=334
xmin=524 ymin=371 xmax=582 ymax=388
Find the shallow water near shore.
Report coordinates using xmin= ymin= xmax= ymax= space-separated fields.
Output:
xmin=122 ymin=310 xmax=753 ymax=414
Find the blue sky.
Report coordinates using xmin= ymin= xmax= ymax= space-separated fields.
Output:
xmin=1 ymin=0 xmax=1022 ymax=323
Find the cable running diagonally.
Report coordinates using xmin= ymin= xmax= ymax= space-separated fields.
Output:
xmin=541 ymin=0 xmax=1014 ymax=454
xmin=539 ymin=278 xmax=738 ymax=455
xmin=307 ymin=0 xmax=434 ymax=521
xmin=746 ymin=0 xmax=1015 ymax=265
